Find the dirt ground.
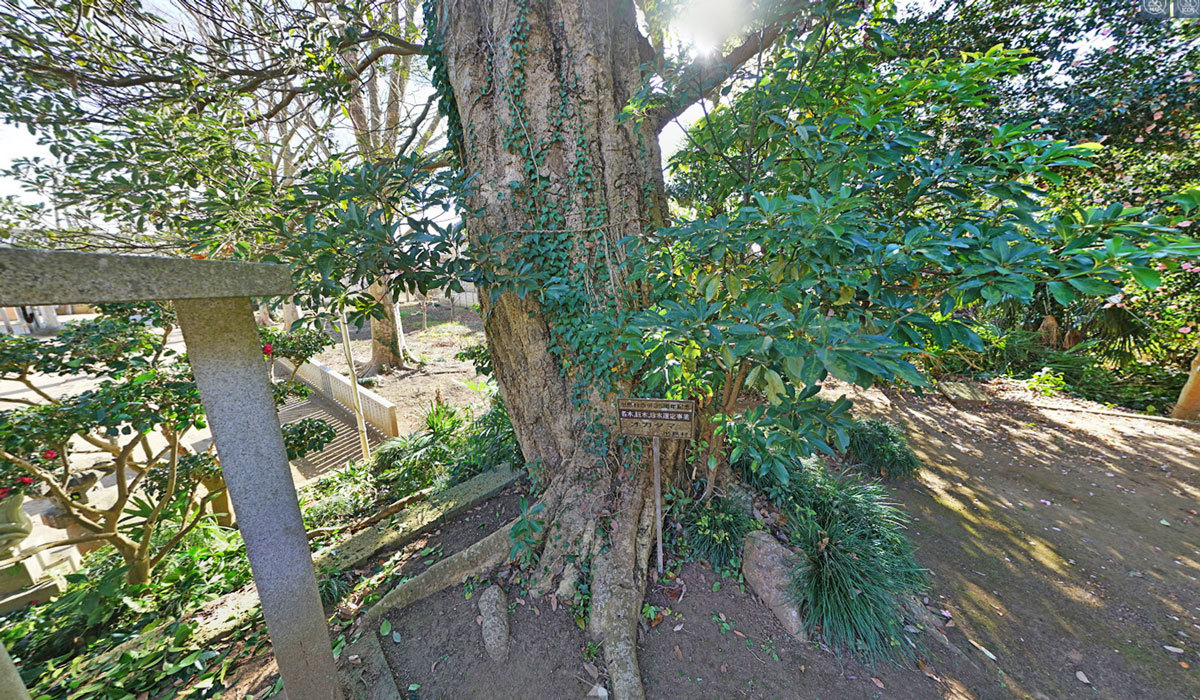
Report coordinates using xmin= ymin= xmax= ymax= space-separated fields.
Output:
xmin=315 ymin=300 xmax=489 ymax=435
xmin=374 ymin=381 xmax=1199 ymax=700
xmin=230 ymin=483 xmax=530 ymax=698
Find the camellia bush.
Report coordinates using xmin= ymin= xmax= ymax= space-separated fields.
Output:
xmin=0 ymin=302 xmax=334 ymax=585
xmin=625 ymin=21 xmax=1200 ymax=493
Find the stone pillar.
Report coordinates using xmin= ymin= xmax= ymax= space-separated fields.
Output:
xmin=0 ymin=641 xmax=31 ymax=700
xmin=36 ymin=305 xmax=59 ymax=331
xmin=174 ymin=296 xmax=341 ymax=700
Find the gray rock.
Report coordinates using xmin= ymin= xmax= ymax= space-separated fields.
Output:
xmin=477 ymin=585 xmax=510 ymax=662
xmin=937 ymin=381 xmax=989 ymax=407
xmin=741 ymin=530 xmax=807 ymax=642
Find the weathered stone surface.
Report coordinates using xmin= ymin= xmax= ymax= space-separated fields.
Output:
xmin=315 ymin=466 xmax=520 ymax=574
xmin=0 ymin=579 xmax=63 ymax=615
xmin=742 ymin=530 xmax=807 ymax=642
xmin=937 ymin=380 xmax=990 ymax=407
xmin=0 ymin=249 xmax=293 ymax=306
xmin=1 ymin=640 xmax=31 ymax=700
xmin=477 ymin=585 xmax=510 ymax=662
xmin=177 ymin=296 xmax=341 ymax=700
xmin=339 ymin=629 xmax=403 ymax=700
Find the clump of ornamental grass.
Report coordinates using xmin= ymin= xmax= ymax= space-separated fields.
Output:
xmin=845 ymin=418 xmax=921 ymax=480
xmin=786 ymin=466 xmax=927 ymax=666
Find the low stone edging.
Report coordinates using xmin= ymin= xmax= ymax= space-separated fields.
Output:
xmin=68 ymin=467 xmax=521 ymax=680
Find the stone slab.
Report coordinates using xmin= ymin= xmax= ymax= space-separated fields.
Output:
xmin=742 ymin=530 xmax=807 ymax=642
xmin=0 ymin=560 xmax=39 ymax=595
xmin=937 ymin=381 xmax=990 ymax=407
xmin=315 ymin=466 xmax=521 ymax=574
xmin=339 ymin=630 xmax=403 ymax=700
xmin=0 ymin=249 xmax=293 ymax=305
xmin=0 ymin=579 xmax=64 ymax=615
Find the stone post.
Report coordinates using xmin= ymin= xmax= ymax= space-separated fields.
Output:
xmin=175 ymin=297 xmax=342 ymax=700
xmin=0 ymin=641 xmax=31 ymax=700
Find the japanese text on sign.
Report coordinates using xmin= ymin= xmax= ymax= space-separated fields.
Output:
xmin=616 ymin=398 xmax=696 ymax=439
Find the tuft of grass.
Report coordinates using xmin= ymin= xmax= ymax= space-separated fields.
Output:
xmin=682 ymin=495 xmax=755 ymax=573
xmin=845 ymin=418 xmax=921 ymax=480
xmin=316 ymin=566 xmax=356 ymax=606
xmin=785 ymin=466 xmax=927 ymax=666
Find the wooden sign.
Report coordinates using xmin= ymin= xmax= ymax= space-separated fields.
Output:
xmin=616 ymin=398 xmax=696 ymax=439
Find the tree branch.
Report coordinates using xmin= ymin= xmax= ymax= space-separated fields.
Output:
xmin=648 ymin=3 xmax=810 ymax=133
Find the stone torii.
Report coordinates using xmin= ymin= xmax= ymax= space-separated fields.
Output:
xmin=0 ymin=249 xmax=341 ymax=700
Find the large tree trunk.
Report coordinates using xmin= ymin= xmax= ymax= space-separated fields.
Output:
xmin=436 ymin=1 xmax=674 ymax=696
xmin=366 ymin=279 xmax=415 ymax=373
xmin=1171 ymin=349 xmax=1200 ymax=419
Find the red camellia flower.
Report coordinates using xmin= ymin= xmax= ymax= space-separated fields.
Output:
xmin=17 ymin=477 xmax=33 ymax=486
xmin=41 ymin=449 xmax=58 ymax=460
xmin=263 ymin=343 xmax=274 ymax=355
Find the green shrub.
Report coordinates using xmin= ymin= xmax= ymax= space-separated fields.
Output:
xmin=373 ymin=396 xmax=522 ymax=492
xmin=301 ymin=459 xmax=381 ymax=527
xmin=925 ymin=325 xmax=1092 ymax=382
xmin=1072 ymin=362 xmax=1188 ymax=413
xmin=845 ymin=419 xmax=921 ymax=480
xmin=785 ymin=466 xmax=926 ymax=665
xmin=455 ymin=342 xmax=493 ymax=376
xmin=1027 ymin=367 xmax=1068 ymax=396
xmin=681 ymin=494 xmax=755 ymax=572
xmin=440 ymin=396 xmax=523 ymax=489
xmin=2 ymin=518 xmax=250 ymax=673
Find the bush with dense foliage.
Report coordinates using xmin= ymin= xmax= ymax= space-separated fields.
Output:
xmin=678 ymin=493 xmax=755 ymax=573
xmin=1 ymin=519 xmax=252 ymax=697
xmin=372 ymin=396 xmax=523 ymax=494
xmin=845 ymin=419 xmax=922 ymax=480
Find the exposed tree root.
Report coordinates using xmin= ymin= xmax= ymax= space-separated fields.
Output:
xmin=360 ymin=460 xmax=664 ymax=700
xmin=589 ymin=490 xmax=656 ymax=700
xmin=360 ymin=520 xmax=515 ymax=627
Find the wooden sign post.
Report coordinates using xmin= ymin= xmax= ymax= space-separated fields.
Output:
xmin=616 ymin=398 xmax=696 ymax=575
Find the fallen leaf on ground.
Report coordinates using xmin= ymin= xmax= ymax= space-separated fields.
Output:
xmin=586 ymin=683 xmax=609 ymax=699
xmin=721 ymin=664 xmax=728 ymax=673
xmin=872 ymin=678 xmax=885 ymax=689
xmin=1164 ymin=645 xmax=1185 ymax=654
xmin=969 ymin=639 xmax=997 ymax=661
xmin=584 ymin=662 xmax=599 ymax=679
xmin=1076 ymin=671 xmax=1090 ymax=684
xmin=673 ymin=645 xmax=683 ymax=661
xmin=347 ymin=655 xmax=362 ymax=665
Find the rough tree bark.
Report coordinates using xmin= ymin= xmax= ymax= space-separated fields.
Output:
xmin=1171 ymin=348 xmax=1200 ymax=419
xmin=434 ymin=1 xmax=796 ymax=696
xmin=436 ymin=1 xmax=673 ymax=696
xmin=366 ymin=279 xmax=416 ymax=373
